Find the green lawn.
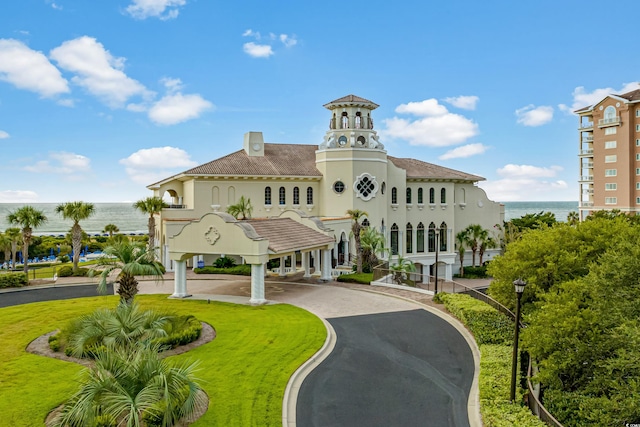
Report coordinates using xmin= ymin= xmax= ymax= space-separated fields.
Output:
xmin=0 ymin=295 xmax=326 ymax=426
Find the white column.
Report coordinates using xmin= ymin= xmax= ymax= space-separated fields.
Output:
xmin=172 ymin=260 xmax=190 ymax=298
xmin=344 ymin=240 xmax=349 ymax=265
xmin=163 ymin=245 xmax=172 ymax=272
xmin=302 ymin=251 xmax=311 ymax=278
xmin=312 ymin=250 xmax=321 ymax=276
xmin=279 ymin=255 xmax=286 ymax=276
xmin=250 ymin=263 xmax=267 ymax=305
xmin=422 ymin=264 xmax=429 ymax=284
xmin=445 ymin=263 xmax=453 ymax=281
xmin=321 ymin=249 xmax=332 ymax=281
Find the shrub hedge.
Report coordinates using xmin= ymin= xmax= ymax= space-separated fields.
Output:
xmin=0 ymin=272 xmax=28 ymax=288
xmin=57 ymin=266 xmax=90 ymax=277
xmin=434 ymin=293 xmax=546 ymax=427
xmin=194 ymin=265 xmax=251 ymax=276
xmin=336 ymin=272 xmax=373 ymax=284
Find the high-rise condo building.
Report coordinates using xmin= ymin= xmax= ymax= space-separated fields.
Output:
xmin=576 ymin=86 xmax=640 ymax=220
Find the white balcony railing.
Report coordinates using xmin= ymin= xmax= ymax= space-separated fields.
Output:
xmin=582 ymin=135 xmax=594 ymax=142
xmin=580 ymin=175 xmax=594 ymax=181
xmin=582 ymin=162 xmax=594 ymax=168
xmin=598 ymin=116 xmax=621 ymax=127
xmin=579 ymin=149 xmax=594 ymax=156
xmin=580 ymin=201 xmax=594 ymax=207
xmin=579 ymin=122 xmax=594 ymax=130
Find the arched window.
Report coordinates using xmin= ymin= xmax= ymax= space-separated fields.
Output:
xmin=417 ymin=188 xmax=423 ymax=204
xmin=440 ymin=222 xmax=447 ymax=251
xmin=604 ymin=105 xmax=616 ymax=120
xmin=406 ymin=223 xmax=413 ymax=254
xmin=417 ymin=222 xmax=425 ymax=253
xmin=429 ymin=187 xmax=435 ymax=204
xmin=391 ymin=187 xmax=398 ymax=204
xmin=341 ymin=112 xmax=349 ymax=129
xmin=406 ymin=188 xmax=412 ymax=204
xmin=293 ymin=187 xmax=300 ymax=205
xmin=357 ymin=135 xmax=366 ymax=146
xmin=428 ymin=222 xmax=436 ymax=252
xmin=441 ymin=188 xmax=446 ymax=204
xmin=355 ymin=112 xmax=362 ymax=129
xmin=228 ymin=186 xmax=235 ymax=204
xmin=265 ymin=187 xmax=272 ymax=205
xmin=279 ymin=187 xmax=286 ymax=205
xmin=212 ymin=186 xmax=219 ymax=205
xmin=460 ymin=188 xmax=466 ymax=204
xmin=307 ymin=187 xmax=313 ymax=205
xmin=391 ymin=223 xmax=399 ymax=255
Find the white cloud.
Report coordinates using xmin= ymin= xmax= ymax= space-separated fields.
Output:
xmin=279 ymin=34 xmax=298 ymax=48
xmin=50 ymin=36 xmax=151 ymax=108
xmin=148 ymin=92 xmax=213 ymax=125
xmin=565 ymin=82 xmax=640 ymax=112
xmin=439 ymin=143 xmax=488 ymax=160
xmin=120 ymin=146 xmax=197 ymax=184
xmin=515 ymin=105 xmax=554 ymax=126
xmin=24 ymin=151 xmax=91 ymax=175
xmin=0 ymin=39 xmax=69 ymax=97
xmin=497 ymin=164 xmax=562 ymax=178
xmin=443 ymin=95 xmax=479 ymax=110
xmin=57 ymin=98 xmax=75 ymax=107
xmin=243 ymin=42 xmax=274 ymax=58
xmin=125 ymin=0 xmax=186 ymax=20
xmin=0 ymin=190 xmax=39 ymax=203
xmin=381 ymin=98 xmax=479 ymax=147
xmin=242 ymin=29 xmax=259 ymax=38
xmin=0 ymin=130 xmax=9 ymax=139
xmin=160 ymin=77 xmax=184 ymax=93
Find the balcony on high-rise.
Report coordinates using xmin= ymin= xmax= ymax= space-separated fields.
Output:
xmin=598 ymin=116 xmax=621 ymax=127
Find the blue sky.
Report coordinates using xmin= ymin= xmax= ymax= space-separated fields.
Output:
xmin=0 ymin=0 xmax=638 ymax=203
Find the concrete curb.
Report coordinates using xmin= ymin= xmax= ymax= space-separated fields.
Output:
xmin=355 ymin=288 xmax=483 ymax=427
xmin=282 ymin=317 xmax=337 ymax=427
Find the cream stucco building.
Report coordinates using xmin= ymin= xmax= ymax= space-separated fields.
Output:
xmin=148 ymin=95 xmax=503 ymax=302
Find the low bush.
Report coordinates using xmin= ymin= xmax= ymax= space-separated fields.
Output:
xmin=337 ymin=272 xmax=373 ymax=284
xmin=57 ymin=266 xmax=90 ymax=277
xmin=457 ymin=265 xmax=489 ymax=279
xmin=213 ymin=256 xmax=236 ymax=268
xmin=0 ymin=272 xmax=28 ymax=288
xmin=194 ymin=265 xmax=251 ymax=276
xmin=153 ymin=315 xmax=202 ymax=349
xmin=434 ymin=293 xmax=545 ymax=427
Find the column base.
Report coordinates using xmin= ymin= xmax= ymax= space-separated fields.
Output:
xmin=170 ymin=293 xmax=192 ymax=298
xmin=249 ymin=298 xmax=268 ymax=305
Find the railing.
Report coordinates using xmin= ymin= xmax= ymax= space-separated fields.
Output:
xmin=526 ymin=362 xmax=565 ymax=427
xmin=579 ymin=149 xmax=593 ymax=155
xmin=582 ymin=162 xmax=593 ymax=168
xmin=166 ymin=204 xmax=187 ymax=209
xmin=580 ymin=201 xmax=594 ymax=207
xmin=581 ymin=135 xmax=593 ymax=142
xmin=598 ymin=116 xmax=621 ymax=126
xmin=578 ymin=122 xmax=593 ymax=130
xmin=579 ymin=175 xmax=593 ymax=181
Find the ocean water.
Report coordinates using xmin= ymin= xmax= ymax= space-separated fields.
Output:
xmin=502 ymin=201 xmax=578 ymax=222
xmin=0 ymin=201 xmax=579 ymax=235
xmin=0 ymin=203 xmax=148 ymax=236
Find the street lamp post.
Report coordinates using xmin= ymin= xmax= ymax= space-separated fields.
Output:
xmin=434 ymin=228 xmax=440 ymax=294
xmin=510 ymin=278 xmax=527 ymax=402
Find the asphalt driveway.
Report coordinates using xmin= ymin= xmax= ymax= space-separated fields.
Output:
xmin=296 ymin=309 xmax=474 ymax=427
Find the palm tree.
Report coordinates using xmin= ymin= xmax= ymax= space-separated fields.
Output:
xmin=0 ymin=232 xmax=10 ymax=264
xmin=102 ymin=223 xmax=119 ymax=238
xmin=455 ymin=230 xmax=468 ymax=277
xmin=7 ymin=206 xmax=47 ymax=274
xmin=5 ymin=227 xmax=21 ymax=270
xmin=133 ymin=196 xmax=167 ymax=253
xmin=389 ymin=255 xmax=417 ymax=285
xmin=51 ymin=344 xmax=207 ymax=427
xmin=464 ymin=224 xmax=487 ymax=267
xmin=360 ymin=227 xmax=387 ymax=271
xmin=567 ymin=211 xmax=579 ymax=226
xmin=56 ymin=201 xmax=95 ymax=272
xmin=346 ymin=209 xmax=368 ymax=274
xmin=226 ymin=195 xmax=253 ymax=220
xmin=90 ymin=241 xmax=165 ymax=305
xmin=478 ymin=236 xmax=497 ymax=266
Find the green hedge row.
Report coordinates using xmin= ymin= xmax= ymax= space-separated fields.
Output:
xmin=434 ymin=293 xmax=546 ymax=427
xmin=57 ymin=266 xmax=90 ymax=277
xmin=0 ymin=272 xmax=28 ymax=288
xmin=336 ymin=273 xmax=373 ymax=284
xmin=194 ymin=265 xmax=251 ymax=276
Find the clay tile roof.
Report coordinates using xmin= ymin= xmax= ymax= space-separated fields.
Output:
xmin=616 ymin=88 xmax=640 ymax=102
xmin=574 ymin=105 xmax=593 ymax=113
xmin=183 ymin=144 xmax=321 ymax=177
xmin=323 ymin=94 xmax=379 ymax=109
xmin=245 ymin=218 xmax=334 ymax=253
xmin=387 ymin=156 xmax=485 ymax=181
